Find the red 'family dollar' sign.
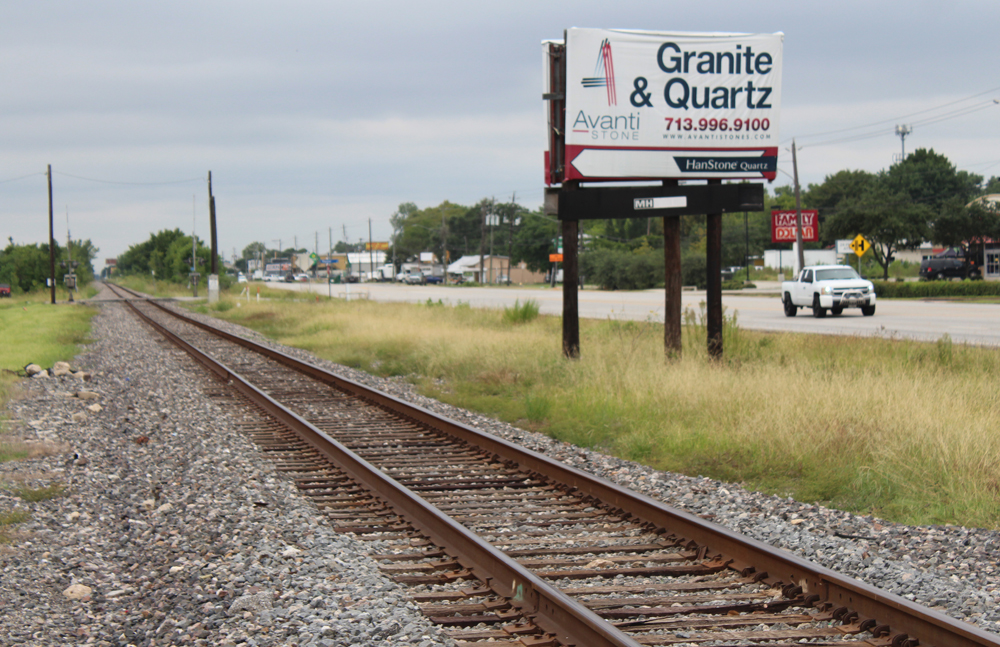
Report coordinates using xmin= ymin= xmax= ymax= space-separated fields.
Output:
xmin=771 ymin=210 xmax=818 ymax=243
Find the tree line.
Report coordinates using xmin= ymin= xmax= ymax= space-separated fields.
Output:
xmin=124 ymin=147 xmax=998 ymax=290
xmin=116 ymin=229 xmax=215 ymax=282
xmin=0 ymin=239 xmax=98 ymax=295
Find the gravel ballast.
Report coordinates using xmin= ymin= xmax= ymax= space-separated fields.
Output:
xmin=1 ymin=291 xmax=998 ymax=645
xmin=0 ymin=299 xmax=453 ymax=647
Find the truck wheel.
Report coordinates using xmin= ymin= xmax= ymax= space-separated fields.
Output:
xmin=861 ymin=305 xmax=876 ymax=316
xmin=783 ymin=293 xmax=797 ymax=317
xmin=812 ymin=294 xmax=827 ymax=318
xmin=831 ymin=306 xmax=843 ymax=316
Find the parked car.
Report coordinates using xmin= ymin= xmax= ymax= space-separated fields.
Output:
xmin=424 ymin=275 xmax=444 ymax=284
xmin=237 ymin=273 xmax=247 ymax=284
xmin=919 ymin=256 xmax=979 ymax=280
xmin=403 ymin=272 xmax=425 ymax=285
xmin=0 ymin=284 xmax=9 ymax=297
xmin=294 ymin=273 xmax=310 ymax=282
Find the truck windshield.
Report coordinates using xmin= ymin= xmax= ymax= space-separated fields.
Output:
xmin=816 ymin=268 xmax=861 ymax=281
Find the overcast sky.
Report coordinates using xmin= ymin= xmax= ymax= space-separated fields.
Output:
xmin=3 ymin=1 xmax=999 ymax=265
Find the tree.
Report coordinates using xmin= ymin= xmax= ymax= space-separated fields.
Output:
xmin=982 ymin=176 xmax=1000 ymax=195
xmin=825 ymin=180 xmax=930 ymax=279
xmin=511 ymin=210 xmax=559 ymax=272
xmin=118 ymin=229 xmax=188 ymax=277
xmin=884 ymin=149 xmax=981 ymax=213
xmin=117 ymin=229 xmax=210 ymax=282
xmin=0 ymin=238 xmax=97 ymax=293
xmin=931 ymin=198 xmax=1000 ymax=274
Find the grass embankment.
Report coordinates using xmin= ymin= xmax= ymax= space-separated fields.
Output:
xmin=0 ymin=291 xmax=93 ymax=539
xmin=203 ymin=294 xmax=1000 ymax=529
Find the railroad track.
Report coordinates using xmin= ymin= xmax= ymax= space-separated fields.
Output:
xmin=103 ymin=282 xmax=999 ymax=647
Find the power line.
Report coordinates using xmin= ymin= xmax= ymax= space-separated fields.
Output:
xmin=798 ymin=99 xmax=999 ymax=150
xmin=0 ymin=171 xmax=45 ymax=185
xmin=784 ymin=85 xmax=1000 ymax=144
xmin=52 ymin=171 xmax=202 ymax=186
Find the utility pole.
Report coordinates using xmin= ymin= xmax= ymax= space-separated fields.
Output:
xmin=342 ymin=224 xmax=350 ymax=281
xmin=489 ymin=197 xmax=496 ymax=285
xmin=478 ymin=200 xmax=488 ymax=283
xmin=441 ymin=209 xmax=447 ymax=276
xmin=328 ymin=227 xmax=333 ymax=297
xmin=507 ymin=192 xmax=516 ymax=284
xmin=792 ymin=140 xmax=805 ymax=274
xmin=207 ymin=171 xmax=219 ymax=303
xmin=368 ymin=218 xmax=374 ymax=280
xmin=47 ymin=165 xmax=55 ymax=304
xmin=208 ymin=171 xmax=217 ymax=275
xmin=895 ymin=125 xmax=912 ymax=162
xmin=65 ymin=207 xmax=74 ymax=303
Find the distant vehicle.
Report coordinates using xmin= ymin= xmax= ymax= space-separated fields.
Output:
xmin=294 ymin=273 xmax=310 ymax=282
xmin=237 ymin=273 xmax=248 ymax=284
xmin=403 ymin=272 xmax=426 ymax=285
xmin=0 ymin=284 xmax=9 ymax=297
xmin=781 ymin=265 xmax=876 ymax=318
xmin=252 ymin=270 xmax=264 ymax=281
xmin=344 ymin=274 xmax=360 ymax=283
xmin=284 ymin=272 xmax=296 ymax=283
xmin=373 ymin=264 xmax=396 ymax=282
xmin=919 ymin=255 xmax=980 ymax=280
xmin=424 ymin=275 xmax=444 ymax=284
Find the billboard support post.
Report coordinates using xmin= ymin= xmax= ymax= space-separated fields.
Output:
xmin=561 ymin=183 xmax=580 ymax=359
xmin=663 ymin=179 xmax=682 ymax=358
xmin=706 ymin=180 xmax=723 ymax=360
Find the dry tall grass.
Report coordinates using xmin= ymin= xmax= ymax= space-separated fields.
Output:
xmin=208 ymin=296 xmax=1000 ymax=528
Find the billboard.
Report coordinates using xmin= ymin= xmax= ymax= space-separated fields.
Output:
xmin=772 ymin=210 xmax=818 ymax=243
xmin=366 ymin=242 xmax=390 ymax=251
xmin=555 ymin=28 xmax=782 ymax=182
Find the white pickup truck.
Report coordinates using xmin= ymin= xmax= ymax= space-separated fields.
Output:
xmin=781 ymin=265 xmax=876 ymax=318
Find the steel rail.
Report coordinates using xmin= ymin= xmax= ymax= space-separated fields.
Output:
xmin=113 ymin=285 xmax=1000 ymax=647
xmin=116 ymin=293 xmax=642 ymax=647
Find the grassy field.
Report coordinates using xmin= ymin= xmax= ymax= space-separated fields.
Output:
xmin=198 ymin=293 xmax=1000 ymax=530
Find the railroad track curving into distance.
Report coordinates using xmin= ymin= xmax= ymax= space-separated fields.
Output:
xmin=103 ymin=282 xmax=1000 ymax=647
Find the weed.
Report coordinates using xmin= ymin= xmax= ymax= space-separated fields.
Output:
xmin=502 ymin=299 xmax=540 ymax=325
xmin=15 ymin=483 xmax=65 ymax=502
xmin=0 ymin=509 xmax=30 ymax=543
xmin=524 ymin=393 xmax=552 ymax=422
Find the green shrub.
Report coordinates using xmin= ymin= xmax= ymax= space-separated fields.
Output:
xmin=580 ymin=249 xmax=663 ymax=290
xmin=681 ymin=253 xmax=707 ymax=289
xmin=873 ymin=280 xmax=1000 ymax=299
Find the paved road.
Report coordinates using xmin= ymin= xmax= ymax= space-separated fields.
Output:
xmin=263 ymin=281 xmax=1000 ymax=346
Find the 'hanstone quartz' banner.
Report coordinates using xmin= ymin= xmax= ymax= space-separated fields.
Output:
xmin=563 ymin=28 xmax=783 ymax=182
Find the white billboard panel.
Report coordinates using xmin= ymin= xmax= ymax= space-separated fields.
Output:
xmin=561 ymin=28 xmax=783 ymax=182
